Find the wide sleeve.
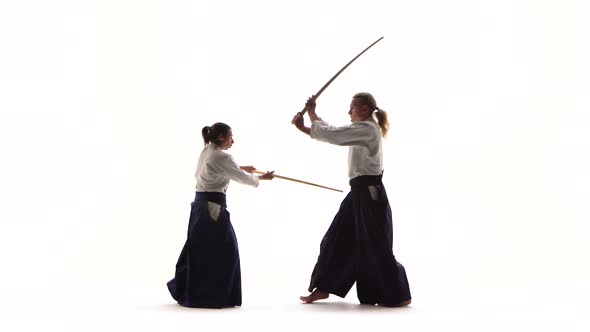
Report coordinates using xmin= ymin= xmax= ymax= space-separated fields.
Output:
xmin=212 ymin=153 xmax=260 ymax=187
xmin=310 ymin=120 xmax=376 ymax=148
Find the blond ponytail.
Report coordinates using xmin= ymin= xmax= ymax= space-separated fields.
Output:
xmin=353 ymin=92 xmax=389 ymax=138
xmin=374 ymin=107 xmax=389 ymax=138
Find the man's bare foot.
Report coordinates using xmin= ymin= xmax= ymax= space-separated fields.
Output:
xmin=300 ymin=289 xmax=329 ymax=303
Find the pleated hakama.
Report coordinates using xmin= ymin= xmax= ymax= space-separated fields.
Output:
xmin=307 ymin=175 xmax=411 ymax=306
xmin=167 ymin=192 xmax=241 ymax=308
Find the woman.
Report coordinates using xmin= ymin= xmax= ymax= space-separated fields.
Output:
xmin=167 ymin=122 xmax=274 ymax=308
xmin=292 ymin=93 xmax=411 ymax=307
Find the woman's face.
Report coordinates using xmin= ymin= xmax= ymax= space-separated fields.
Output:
xmin=218 ymin=129 xmax=234 ymax=150
xmin=348 ymin=97 xmax=371 ymax=122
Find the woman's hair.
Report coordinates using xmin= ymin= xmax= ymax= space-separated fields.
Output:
xmin=353 ymin=92 xmax=389 ymax=137
xmin=201 ymin=122 xmax=231 ymax=146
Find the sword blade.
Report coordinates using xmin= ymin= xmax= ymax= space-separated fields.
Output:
xmin=301 ymin=36 xmax=384 ymax=115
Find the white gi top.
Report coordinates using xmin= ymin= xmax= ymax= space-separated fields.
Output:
xmin=311 ymin=119 xmax=383 ymax=179
xmin=195 ymin=143 xmax=259 ymax=193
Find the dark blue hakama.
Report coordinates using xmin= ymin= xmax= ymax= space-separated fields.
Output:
xmin=167 ymin=192 xmax=242 ymax=308
xmin=308 ymin=175 xmax=412 ymax=306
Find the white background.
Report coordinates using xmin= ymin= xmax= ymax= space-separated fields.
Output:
xmin=1 ymin=0 xmax=589 ymax=330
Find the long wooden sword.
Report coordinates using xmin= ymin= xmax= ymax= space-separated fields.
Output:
xmin=300 ymin=36 xmax=384 ymax=115
xmin=253 ymin=170 xmax=343 ymax=192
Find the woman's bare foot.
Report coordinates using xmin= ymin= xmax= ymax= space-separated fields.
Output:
xmin=397 ymin=299 xmax=411 ymax=307
xmin=378 ymin=299 xmax=412 ymax=307
xmin=300 ymin=289 xmax=329 ymax=303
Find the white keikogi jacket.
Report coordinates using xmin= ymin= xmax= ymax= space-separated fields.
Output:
xmin=311 ymin=119 xmax=383 ymax=179
xmin=195 ymin=143 xmax=259 ymax=193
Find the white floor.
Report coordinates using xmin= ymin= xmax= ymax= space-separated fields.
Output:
xmin=3 ymin=279 xmax=588 ymax=332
